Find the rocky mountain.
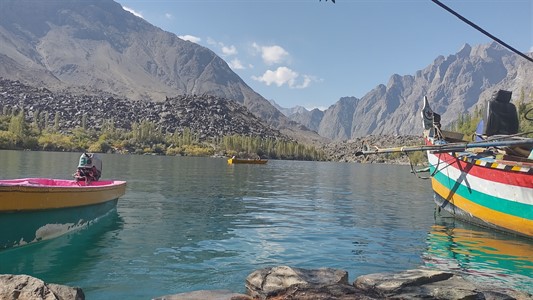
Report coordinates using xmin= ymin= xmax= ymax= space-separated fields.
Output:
xmin=269 ymin=100 xmax=308 ymax=117
xmin=290 ymin=108 xmax=324 ymax=133
xmin=318 ymin=97 xmax=358 ymax=140
xmin=0 ymin=0 xmax=324 ymax=144
xmin=288 ymin=43 xmax=533 ymax=140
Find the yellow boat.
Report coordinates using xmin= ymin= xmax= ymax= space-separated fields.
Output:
xmin=0 ymin=178 xmax=126 ymax=249
xmin=227 ymin=157 xmax=268 ymax=164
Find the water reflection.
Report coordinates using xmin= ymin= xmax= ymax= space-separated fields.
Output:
xmin=0 ymin=210 xmax=123 ymax=283
xmin=423 ymin=217 xmax=533 ymax=293
xmin=7 ymin=151 xmax=530 ymax=299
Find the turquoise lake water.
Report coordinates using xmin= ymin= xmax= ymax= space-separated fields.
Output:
xmin=0 ymin=150 xmax=531 ymax=299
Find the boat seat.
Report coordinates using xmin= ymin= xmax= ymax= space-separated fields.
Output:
xmin=483 ymin=90 xmax=519 ymax=136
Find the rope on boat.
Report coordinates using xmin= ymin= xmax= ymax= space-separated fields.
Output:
xmin=407 ymin=153 xmax=431 ymax=180
xmin=431 ymin=0 xmax=533 ymax=64
xmin=525 ymin=108 xmax=533 ymax=121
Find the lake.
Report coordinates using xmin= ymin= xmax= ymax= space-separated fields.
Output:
xmin=0 ymin=150 xmax=531 ymax=299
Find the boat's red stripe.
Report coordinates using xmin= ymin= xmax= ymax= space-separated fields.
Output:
xmin=430 ymin=151 xmax=533 ymax=188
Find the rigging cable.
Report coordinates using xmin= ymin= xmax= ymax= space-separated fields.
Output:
xmin=431 ymin=0 xmax=533 ymax=64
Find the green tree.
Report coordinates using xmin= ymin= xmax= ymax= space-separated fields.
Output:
xmin=54 ymin=112 xmax=60 ymax=132
xmin=38 ymin=133 xmax=75 ymax=151
xmin=8 ymin=109 xmax=25 ymax=139
xmin=0 ymin=131 xmax=17 ymax=149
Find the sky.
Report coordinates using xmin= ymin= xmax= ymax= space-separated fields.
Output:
xmin=115 ymin=0 xmax=532 ymax=111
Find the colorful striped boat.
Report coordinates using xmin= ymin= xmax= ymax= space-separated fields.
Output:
xmin=0 ymin=178 xmax=126 ymax=249
xmin=422 ymin=92 xmax=533 ymax=238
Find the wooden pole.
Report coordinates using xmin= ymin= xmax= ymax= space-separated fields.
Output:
xmin=355 ymin=138 xmax=533 ymax=156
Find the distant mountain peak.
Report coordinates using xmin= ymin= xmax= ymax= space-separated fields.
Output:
xmin=269 ymin=100 xmax=313 ymax=117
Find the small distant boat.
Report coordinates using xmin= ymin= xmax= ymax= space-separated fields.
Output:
xmin=227 ymin=157 xmax=268 ymax=164
xmin=0 ymin=153 xmax=126 ymax=249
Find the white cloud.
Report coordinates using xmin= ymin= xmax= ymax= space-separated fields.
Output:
xmin=229 ymin=58 xmax=245 ymax=70
xmin=252 ymin=67 xmax=318 ymax=89
xmin=252 ymin=43 xmax=289 ymax=65
xmin=206 ymin=38 xmax=238 ymax=57
xmin=252 ymin=67 xmax=299 ymax=87
xmin=222 ymin=45 xmax=237 ymax=56
xmin=207 ymin=37 xmax=217 ymax=46
xmin=179 ymin=35 xmax=201 ymax=43
xmin=252 ymin=42 xmax=261 ymax=52
xmin=165 ymin=13 xmax=173 ymax=19
xmin=295 ymin=75 xmax=312 ymax=89
xmin=263 ymin=46 xmax=289 ymax=65
xmin=122 ymin=6 xmax=143 ymax=19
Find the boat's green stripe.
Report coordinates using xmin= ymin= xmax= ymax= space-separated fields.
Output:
xmin=431 ymin=167 xmax=532 ymax=220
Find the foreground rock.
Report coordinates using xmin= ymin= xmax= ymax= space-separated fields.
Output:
xmin=247 ymin=267 xmax=531 ymax=300
xmin=353 ymin=269 xmax=531 ymax=300
xmin=158 ymin=266 xmax=532 ymax=300
xmin=0 ymin=274 xmax=84 ymax=300
xmin=245 ymin=266 xmax=365 ymax=300
xmin=4 ymin=267 xmax=530 ymax=300
xmin=153 ymin=290 xmax=251 ymax=300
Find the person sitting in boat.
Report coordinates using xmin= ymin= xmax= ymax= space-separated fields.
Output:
xmin=483 ymin=90 xmax=518 ymax=137
xmin=74 ymin=153 xmax=102 ymax=183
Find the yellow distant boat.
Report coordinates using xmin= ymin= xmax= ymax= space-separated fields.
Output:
xmin=227 ymin=157 xmax=268 ymax=165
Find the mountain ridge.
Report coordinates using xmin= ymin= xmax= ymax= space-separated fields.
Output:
xmin=283 ymin=42 xmax=533 ymax=140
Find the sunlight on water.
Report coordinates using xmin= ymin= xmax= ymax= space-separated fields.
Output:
xmin=1 ymin=151 xmax=531 ymax=299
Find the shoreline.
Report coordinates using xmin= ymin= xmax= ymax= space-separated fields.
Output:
xmin=3 ymin=266 xmax=531 ymax=300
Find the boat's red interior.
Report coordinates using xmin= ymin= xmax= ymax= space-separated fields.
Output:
xmin=0 ymin=178 xmax=122 ymax=187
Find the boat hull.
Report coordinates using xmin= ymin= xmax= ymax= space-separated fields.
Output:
xmin=426 ymin=147 xmax=533 ymax=237
xmin=0 ymin=178 xmax=126 ymax=249
xmin=0 ymin=200 xmax=118 ymax=249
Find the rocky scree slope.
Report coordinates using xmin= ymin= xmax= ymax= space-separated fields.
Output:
xmin=0 ymin=79 xmax=287 ymax=141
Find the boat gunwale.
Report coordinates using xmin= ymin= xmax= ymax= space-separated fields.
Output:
xmin=0 ymin=178 xmax=126 ymax=212
xmin=426 ymin=137 xmax=533 ymax=174
xmin=0 ymin=178 xmax=126 ymax=189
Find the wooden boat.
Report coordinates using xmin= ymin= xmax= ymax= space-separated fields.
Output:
xmin=227 ymin=157 xmax=268 ymax=164
xmin=421 ymin=90 xmax=533 ymax=238
xmin=356 ymin=90 xmax=533 ymax=238
xmin=0 ymin=178 xmax=126 ymax=249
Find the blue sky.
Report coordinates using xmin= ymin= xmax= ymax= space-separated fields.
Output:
xmin=116 ymin=0 xmax=532 ymax=110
